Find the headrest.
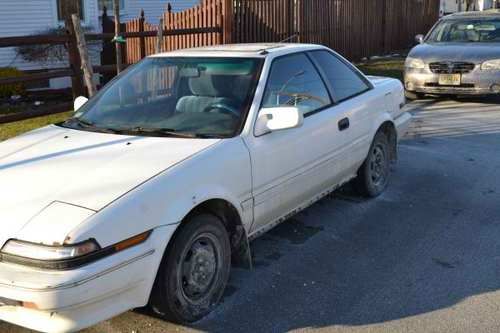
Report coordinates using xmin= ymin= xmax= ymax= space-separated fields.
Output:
xmin=188 ymin=74 xmax=234 ymax=97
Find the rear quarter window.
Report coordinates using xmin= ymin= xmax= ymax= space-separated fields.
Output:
xmin=309 ymin=50 xmax=371 ymax=102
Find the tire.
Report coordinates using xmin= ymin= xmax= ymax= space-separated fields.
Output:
xmin=405 ymin=90 xmax=424 ymax=101
xmin=354 ymin=131 xmax=391 ymax=198
xmin=150 ymin=213 xmax=231 ymax=324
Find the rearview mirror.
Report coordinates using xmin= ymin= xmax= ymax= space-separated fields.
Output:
xmin=415 ymin=34 xmax=424 ymax=44
xmin=254 ymin=107 xmax=304 ymax=137
xmin=74 ymin=96 xmax=89 ymax=112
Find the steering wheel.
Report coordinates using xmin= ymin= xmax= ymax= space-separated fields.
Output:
xmin=203 ymin=103 xmax=240 ymax=117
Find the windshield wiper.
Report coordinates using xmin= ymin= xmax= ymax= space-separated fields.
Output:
xmin=127 ymin=127 xmax=224 ymax=139
xmin=127 ymin=127 xmax=199 ymax=138
xmin=63 ymin=118 xmax=122 ymax=134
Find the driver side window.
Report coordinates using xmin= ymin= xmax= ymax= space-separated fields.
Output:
xmin=262 ymin=53 xmax=332 ymax=116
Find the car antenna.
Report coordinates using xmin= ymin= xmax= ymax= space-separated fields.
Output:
xmin=279 ymin=34 xmax=299 ymax=43
xmin=259 ymin=35 xmax=299 ymax=55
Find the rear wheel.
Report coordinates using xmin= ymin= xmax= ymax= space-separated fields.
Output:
xmin=354 ymin=132 xmax=391 ymax=197
xmin=150 ymin=213 xmax=231 ymax=324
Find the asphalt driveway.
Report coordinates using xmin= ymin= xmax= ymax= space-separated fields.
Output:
xmin=2 ymin=97 xmax=500 ymax=333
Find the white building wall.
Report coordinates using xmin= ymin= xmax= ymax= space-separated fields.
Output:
xmin=0 ymin=0 xmax=101 ymax=88
xmin=121 ymin=0 xmax=201 ymax=24
xmin=441 ymin=0 xmax=494 ymax=14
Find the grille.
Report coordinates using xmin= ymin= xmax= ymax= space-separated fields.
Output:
xmin=429 ymin=62 xmax=475 ymax=74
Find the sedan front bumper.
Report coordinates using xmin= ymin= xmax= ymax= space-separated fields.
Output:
xmin=0 ymin=225 xmax=176 ymax=333
xmin=405 ymin=67 xmax=500 ymax=96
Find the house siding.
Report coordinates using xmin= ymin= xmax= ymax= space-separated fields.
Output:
xmin=0 ymin=0 xmax=56 ymax=71
xmin=0 ymin=0 xmax=100 ymax=88
xmin=122 ymin=0 xmax=201 ymax=23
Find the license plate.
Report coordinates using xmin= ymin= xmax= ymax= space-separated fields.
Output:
xmin=438 ymin=74 xmax=461 ymax=86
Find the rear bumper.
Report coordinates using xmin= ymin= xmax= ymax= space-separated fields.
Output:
xmin=404 ymin=68 xmax=500 ymax=96
xmin=0 ymin=225 xmax=176 ymax=333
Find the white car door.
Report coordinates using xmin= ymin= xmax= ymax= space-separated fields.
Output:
xmin=245 ymin=52 xmax=355 ymax=234
xmin=307 ymin=49 xmax=378 ymax=170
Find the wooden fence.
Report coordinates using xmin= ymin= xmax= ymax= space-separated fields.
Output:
xmin=117 ymin=0 xmax=439 ymax=63
xmin=232 ymin=0 xmax=439 ymax=60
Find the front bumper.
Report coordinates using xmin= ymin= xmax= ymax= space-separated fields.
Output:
xmin=0 ymin=225 xmax=176 ymax=333
xmin=405 ymin=67 xmax=500 ymax=96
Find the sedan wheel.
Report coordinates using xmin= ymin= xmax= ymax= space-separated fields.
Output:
xmin=150 ymin=213 xmax=231 ymax=323
xmin=354 ymin=131 xmax=391 ymax=197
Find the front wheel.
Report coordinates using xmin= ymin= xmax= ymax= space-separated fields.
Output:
xmin=150 ymin=213 xmax=231 ymax=324
xmin=354 ymin=132 xmax=391 ymax=197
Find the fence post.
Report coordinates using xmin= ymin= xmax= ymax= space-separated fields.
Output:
xmin=222 ymin=0 xmax=233 ymax=44
xmin=72 ymin=14 xmax=97 ymax=97
xmin=139 ymin=9 xmax=146 ymax=59
xmin=381 ymin=0 xmax=387 ymax=53
xmin=64 ymin=18 xmax=85 ymax=99
xmin=156 ymin=17 xmax=164 ymax=53
xmin=113 ymin=0 xmax=123 ymax=74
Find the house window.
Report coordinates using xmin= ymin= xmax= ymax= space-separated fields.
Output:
xmin=57 ymin=0 xmax=84 ymax=21
xmin=99 ymin=0 xmax=126 ymax=11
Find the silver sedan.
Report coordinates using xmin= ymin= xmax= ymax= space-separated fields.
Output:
xmin=404 ymin=10 xmax=500 ymax=100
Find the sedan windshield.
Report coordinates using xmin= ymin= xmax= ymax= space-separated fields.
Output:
xmin=427 ymin=18 xmax=500 ymax=43
xmin=61 ymin=57 xmax=262 ymax=138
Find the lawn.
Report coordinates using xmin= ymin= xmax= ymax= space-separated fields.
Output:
xmin=0 ymin=112 xmax=71 ymax=141
xmin=356 ymin=58 xmax=405 ymax=82
xmin=0 ymin=58 xmax=405 ymax=142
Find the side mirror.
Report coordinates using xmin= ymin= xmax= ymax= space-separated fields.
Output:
xmin=254 ymin=106 xmax=304 ymax=137
xmin=415 ymin=34 xmax=424 ymax=44
xmin=74 ymin=96 xmax=89 ymax=112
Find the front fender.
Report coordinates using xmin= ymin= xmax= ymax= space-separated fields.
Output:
xmin=66 ymin=137 xmax=253 ymax=248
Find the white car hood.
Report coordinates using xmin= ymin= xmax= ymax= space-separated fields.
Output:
xmin=0 ymin=125 xmax=219 ymax=246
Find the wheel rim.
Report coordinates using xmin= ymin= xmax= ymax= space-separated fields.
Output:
xmin=369 ymin=144 xmax=388 ymax=187
xmin=180 ymin=234 xmax=219 ymax=303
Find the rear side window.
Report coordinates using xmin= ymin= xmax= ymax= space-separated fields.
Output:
xmin=310 ymin=50 xmax=370 ymax=102
xmin=262 ymin=53 xmax=332 ymax=115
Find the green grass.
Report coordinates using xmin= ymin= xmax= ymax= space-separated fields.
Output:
xmin=356 ymin=58 xmax=405 ymax=82
xmin=0 ymin=111 xmax=72 ymax=141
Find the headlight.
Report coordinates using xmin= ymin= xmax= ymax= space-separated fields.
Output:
xmin=481 ymin=59 xmax=500 ymax=70
xmin=0 ymin=230 xmax=151 ymax=270
xmin=405 ymin=57 xmax=426 ymax=69
xmin=2 ymin=239 xmax=99 ymax=261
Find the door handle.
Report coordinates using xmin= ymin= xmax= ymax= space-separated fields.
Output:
xmin=338 ymin=117 xmax=350 ymax=131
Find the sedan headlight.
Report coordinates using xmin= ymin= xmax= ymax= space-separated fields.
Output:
xmin=405 ymin=57 xmax=426 ymax=69
xmin=0 ymin=231 xmax=151 ymax=270
xmin=1 ymin=239 xmax=100 ymax=261
xmin=481 ymin=59 xmax=500 ymax=70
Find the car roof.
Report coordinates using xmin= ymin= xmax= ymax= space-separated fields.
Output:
xmin=444 ymin=9 xmax=500 ymax=20
xmin=151 ymin=43 xmax=326 ymax=58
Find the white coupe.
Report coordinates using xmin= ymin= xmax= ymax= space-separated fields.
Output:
xmin=0 ymin=43 xmax=411 ymax=332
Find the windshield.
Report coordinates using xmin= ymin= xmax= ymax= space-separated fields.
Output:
xmin=61 ymin=57 xmax=262 ymax=138
xmin=427 ymin=18 xmax=500 ymax=43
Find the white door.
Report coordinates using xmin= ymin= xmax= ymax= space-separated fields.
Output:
xmin=307 ymin=49 xmax=376 ymax=170
xmin=245 ymin=52 xmax=352 ymax=234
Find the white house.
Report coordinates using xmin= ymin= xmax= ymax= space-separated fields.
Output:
xmin=0 ymin=0 xmax=200 ymax=89
xmin=440 ymin=0 xmax=497 ymax=15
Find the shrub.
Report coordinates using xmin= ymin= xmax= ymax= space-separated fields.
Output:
xmin=0 ymin=67 xmax=25 ymax=98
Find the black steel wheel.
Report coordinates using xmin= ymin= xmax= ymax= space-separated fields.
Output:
xmin=354 ymin=131 xmax=391 ymax=197
xmin=150 ymin=213 xmax=231 ymax=323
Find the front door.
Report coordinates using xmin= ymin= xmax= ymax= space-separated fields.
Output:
xmin=245 ymin=52 xmax=353 ymax=234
